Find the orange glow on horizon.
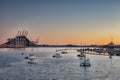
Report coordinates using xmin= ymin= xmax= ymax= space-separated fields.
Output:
xmin=1 ymin=27 xmax=120 ymax=45
xmin=28 ymin=32 xmax=120 ymax=45
xmin=1 ymin=33 xmax=120 ymax=45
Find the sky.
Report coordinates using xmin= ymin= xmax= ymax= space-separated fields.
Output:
xmin=0 ymin=0 xmax=120 ymax=45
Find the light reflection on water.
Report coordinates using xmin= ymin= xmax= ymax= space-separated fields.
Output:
xmin=0 ymin=47 xmax=120 ymax=80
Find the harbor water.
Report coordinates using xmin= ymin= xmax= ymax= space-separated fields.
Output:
xmin=0 ymin=47 xmax=120 ymax=80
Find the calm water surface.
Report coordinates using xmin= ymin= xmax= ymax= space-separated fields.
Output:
xmin=0 ymin=47 xmax=120 ymax=80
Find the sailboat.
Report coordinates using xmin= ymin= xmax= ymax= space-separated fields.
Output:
xmin=27 ymin=49 xmax=38 ymax=64
xmin=79 ymin=52 xmax=91 ymax=66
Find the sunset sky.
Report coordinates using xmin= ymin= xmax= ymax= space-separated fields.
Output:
xmin=0 ymin=0 xmax=120 ymax=45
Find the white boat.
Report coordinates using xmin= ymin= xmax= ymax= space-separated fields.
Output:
xmin=27 ymin=54 xmax=38 ymax=64
xmin=80 ymin=58 xmax=91 ymax=66
xmin=53 ymin=53 xmax=62 ymax=58
xmin=79 ymin=53 xmax=91 ymax=66
xmin=28 ymin=54 xmax=38 ymax=60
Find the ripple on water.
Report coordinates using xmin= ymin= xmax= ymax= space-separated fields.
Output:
xmin=0 ymin=48 xmax=120 ymax=80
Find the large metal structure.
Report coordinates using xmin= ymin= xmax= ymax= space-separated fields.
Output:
xmin=16 ymin=30 xmax=28 ymax=37
xmin=2 ymin=30 xmax=37 ymax=48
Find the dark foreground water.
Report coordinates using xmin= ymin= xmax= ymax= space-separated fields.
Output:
xmin=0 ymin=47 xmax=120 ymax=80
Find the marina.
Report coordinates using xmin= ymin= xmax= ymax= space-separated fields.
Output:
xmin=0 ymin=47 xmax=120 ymax=80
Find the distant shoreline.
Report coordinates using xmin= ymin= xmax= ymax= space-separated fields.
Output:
xmin=1 ymin=44 xmax=120 ymax=48
xmin=0 ymin=45 xmax=99 ymax=48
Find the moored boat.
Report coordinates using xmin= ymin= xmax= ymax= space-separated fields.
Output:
xmin=53 ymin=53 xmax=62 ymax=58
xmin=80 ymin=58 xmax=91 ymax=66
xmin=61 ymin=51 xmax=68 ymax=54
xmin=79 ymin=52 xmax=91 ymax=66
xmin=27 ymin=53 xmax=39 ymax=64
